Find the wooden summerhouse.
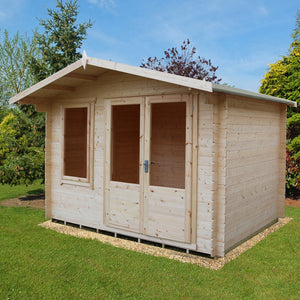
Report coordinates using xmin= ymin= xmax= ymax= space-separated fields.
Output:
xmin=10 ymin=54 xmax=296 ymax=257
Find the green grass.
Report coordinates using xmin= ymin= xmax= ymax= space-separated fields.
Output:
xmin=0 ymin=180 xmax=45 ymax=201
xmin=0 ymin=191 xmax=299 ymax=299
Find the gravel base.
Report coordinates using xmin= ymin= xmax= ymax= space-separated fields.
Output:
xmin=39 ymin=217 xmax=292 ymax=270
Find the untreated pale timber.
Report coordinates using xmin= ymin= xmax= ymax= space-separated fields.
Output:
xmin=66 ymin=73 xmax=98 ymax=81
xmin=45 ymin=84 xmax=76 ymax=92
xmin=191 ymin=94 xmax=198 ymax=245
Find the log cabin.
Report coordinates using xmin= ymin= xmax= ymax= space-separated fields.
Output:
xmin=10 ymin=53 xmax=296 ymax=257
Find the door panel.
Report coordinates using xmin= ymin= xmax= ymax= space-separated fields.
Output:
xmin=105 ymin=99 xmax=143 ymax=233
xmin=146 ymin=186 xmax=186 ymax=241
xmin=107 ymin=181 xmax=140 ymax=231
xmin=144 ymin=95 xmax=192 ymax=243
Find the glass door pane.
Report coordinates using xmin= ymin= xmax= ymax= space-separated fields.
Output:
xmin=111 ymin=104 xmax=140 ymax=184
xmin=150 ymin=102 xmax=186 ymax=188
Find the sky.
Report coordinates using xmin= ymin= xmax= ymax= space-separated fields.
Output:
xmin=0 ymin=0 xmax=299 ymax=92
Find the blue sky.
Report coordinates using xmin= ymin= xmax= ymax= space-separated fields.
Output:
xmin=0 ymin=0 xmax=299 ymax=92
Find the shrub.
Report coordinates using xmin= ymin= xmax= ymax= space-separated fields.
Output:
xmin=0 ymin=109 xmax=45 ymax=185
xmin=286 ymin=148 xmax=300 ymax=198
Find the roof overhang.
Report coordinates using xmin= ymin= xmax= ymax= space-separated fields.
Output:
xmin=212 ymin=84 xmax=297 ymax=107
xmin=9 ymin=53 xmax=212 ymax=105
xmin=9 ymin=53 xmax=297 ymax=108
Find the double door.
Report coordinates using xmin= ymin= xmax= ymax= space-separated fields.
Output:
xmin=104 ymin=95 xmax=192 ymax=243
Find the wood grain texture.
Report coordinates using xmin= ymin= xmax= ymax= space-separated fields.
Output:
xmin=224 ymin=96 xmax=283 ymax=251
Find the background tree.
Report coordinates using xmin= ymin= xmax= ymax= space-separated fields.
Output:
xmin=0 ymin=0 xmax=93 ymax=186
xmin=0 ymin=30 xmax=38 ymax=107
xmin=30 ymin=0 xmax=93 ymax=81
xmin=141 ymin=39 xmax=222 ymax=83
xmin=260 ymin=11 xmax=300 ymax=197
xmin=0 ymin=30 xmax=45 ymax=185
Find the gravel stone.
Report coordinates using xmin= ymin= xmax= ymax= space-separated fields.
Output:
xmin=39 ymin=217 xmax=292 ymax=270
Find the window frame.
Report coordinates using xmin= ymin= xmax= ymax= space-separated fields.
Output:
xmin=60 ymin=98 xmax=95 ymax=188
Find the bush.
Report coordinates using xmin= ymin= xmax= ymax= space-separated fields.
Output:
xmin=286 ymin=148 xmax=300 ymax=198
xmin=0 ymin=109 xmax=45 ymax=185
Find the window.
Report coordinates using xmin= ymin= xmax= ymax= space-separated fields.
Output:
xmin=64 ymin=107 xmax=88 ymax=178
xmin=61 ymin=100 xmax=94 ymax=187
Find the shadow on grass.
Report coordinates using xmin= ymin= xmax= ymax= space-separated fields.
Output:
xmin=19 ymin=194 xmax=45 ymax=202
xmin=19 ymin=189 xmax=45 ymax=201
xmin=26 ymin=188 xmax=45 ymax=195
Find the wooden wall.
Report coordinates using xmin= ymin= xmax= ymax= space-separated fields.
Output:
xmin=224 ymin=96 xmax=283 ymax=251
xmin=195 ymin=92 xmax=284 ymax=256
xmin=48 ymin=101 xmax=102 ymax=229
xmin=196 ymin=93 xmax=215 ymax=254
xmin=195 ymin=93 xmax=227 ymax=256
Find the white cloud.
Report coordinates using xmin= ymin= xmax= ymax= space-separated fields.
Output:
xmin=88 ymin=0 xmax=115 ymax=9
xmin=145 ymin=0 xmax=275 ymax=45
xmin=257 ymin=5 xmax=269 ymax=16
xmin=89 ymin=29 xmax=122 ymax=46
xmin=214 ymin=48 xmax=284 ymax=92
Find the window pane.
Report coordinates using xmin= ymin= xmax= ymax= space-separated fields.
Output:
xmin=150 ymin=102 xmax=186 ymax=188
xmin=64 ymin=107 xmax=88 ymax=178
xmin=111 ymin=105 xmax=140 ymax=184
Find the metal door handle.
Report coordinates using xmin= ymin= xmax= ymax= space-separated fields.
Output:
xmin=143 ymin=160 xmax=149 ymax=173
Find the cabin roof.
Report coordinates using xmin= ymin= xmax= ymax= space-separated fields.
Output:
xmin=9 ymin=53 xmax=297 ymax=107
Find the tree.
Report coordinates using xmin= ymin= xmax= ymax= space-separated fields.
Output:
xmin=0 ymin=30 xmax=45 ymax=185
xmin=141 ymin=39 xmax=221 ymax=83
xmin=260 ymin=11 xmax=300 ymax=113
xmin=260 ymin=11 xmax=300 ymax=196
xmin=0 ymin=30 xmax=38 ymax=106
xmin=30 ymin=0 xmax=93 ymax=81
xmin=0 ymin=0 xmax=93 ymax=185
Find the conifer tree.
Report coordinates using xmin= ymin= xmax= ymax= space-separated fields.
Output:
xmin=30 ymin=0 xmax=93 ymax=81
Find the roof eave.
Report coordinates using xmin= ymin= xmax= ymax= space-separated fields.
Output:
xmin=86 ymin=57 xmax=213 ymax=92
xmin=9 ymin=56 xmax=213 ymax=105
xmin=9 ymin=59 xmax=85 ymax=105
xmin=212 ymin=84 xmax=297 ymax=107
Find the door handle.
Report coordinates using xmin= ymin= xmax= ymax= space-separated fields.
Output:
xmin=143 ymin=160 xmax=149 ymax=173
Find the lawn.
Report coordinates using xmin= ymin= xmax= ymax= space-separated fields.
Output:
xmin=0 ymin=180 xmax=44 ymax=201
xmin=0 ymin=184 xmax=299 ymax=299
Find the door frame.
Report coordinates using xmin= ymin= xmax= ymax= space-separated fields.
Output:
xmin=104 ymin=94 xmax=193 ymax=243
